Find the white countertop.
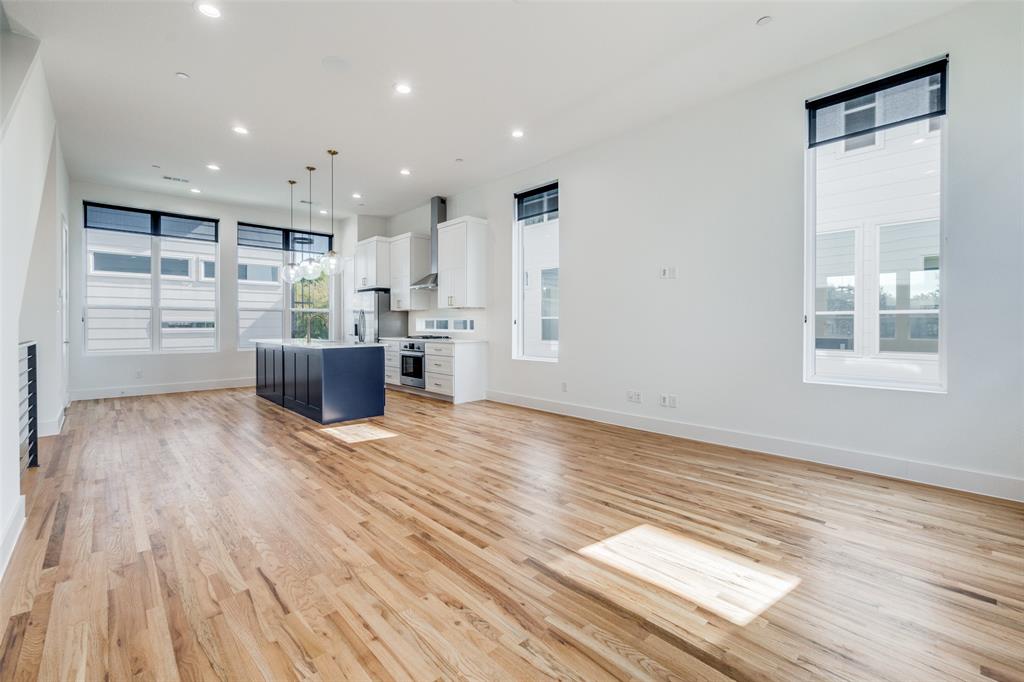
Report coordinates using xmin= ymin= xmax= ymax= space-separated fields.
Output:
xmin=380 ymin=337 xmax=487 ymax=344
xmin=252 ymin=339 xmax=385 ymax=349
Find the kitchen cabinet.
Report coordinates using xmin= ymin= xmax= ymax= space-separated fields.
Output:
xmin=255 ymin=340 xmax=386 ymax=423
xmin=255 ymin=343 xmax=284 ymax=404
xmin=389 ymin=233 xmax=430 ymax=311
xmin=354 ymin=236 xmax=390 ymax=290
xmin=422 ymin=340 xmax=487 ymax=403
xmin=437 ymin=216 xmax=488 ymax=309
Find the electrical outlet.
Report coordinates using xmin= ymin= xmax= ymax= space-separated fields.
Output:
xmin=626 ymin=390 xmax=642 ymax=404
xmin=659 ymin=266 xmax=678 ymax=279
xmin=134 ymin=369 xmax=143 ymax=379
xmin=660 ymin=393 xmax=678 ymax=408
xmin=560 ymin=381 xmax=568 ymax=393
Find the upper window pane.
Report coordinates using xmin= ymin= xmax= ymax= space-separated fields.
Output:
xmin=85 ymin=204 xmax=152 ymax=234
xmin=160 ymin=215 xmax=217 ymax=242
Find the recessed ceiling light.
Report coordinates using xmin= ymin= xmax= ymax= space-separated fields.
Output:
xmin=175 ymin=72 xmax=191 ymax=80
xmin=195 ymin=2 xmax=221 ymax=18
xmin=755 ymin=15 xmax=772 ymax=26
xmin=206 ymin=163 xmax=220 ymax=171
xmin=232 ymin=125 xmax=249 ymax=135
xmin=190 ymin=188 xmax=202 ymax=193
xmin=399 ymin=168 xmax=411 ymax=176
xmin=352 ymin=192 xmax=362 ymax=199
xmin=511 ymin=128 xmax=525 ymax=139
xmin=319 ymin=209 xmax=328 ymax=214
xmin=394 ymin=82 xmax=412 ymax=95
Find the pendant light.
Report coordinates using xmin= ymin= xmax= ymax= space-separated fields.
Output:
xmin=297 ymin=165 xmax=323 ymax=281
xmin=319 ymin=148 xmax=342 ymax=276
xmin=280 ymin=180 xmax=300 ymax=284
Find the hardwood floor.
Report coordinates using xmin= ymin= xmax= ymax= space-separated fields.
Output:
xmin=1 ymin=388 xmax=1021 ymax=681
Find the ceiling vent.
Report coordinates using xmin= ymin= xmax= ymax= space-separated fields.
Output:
xmin=162 ymin=175 xmax=190 ymax=183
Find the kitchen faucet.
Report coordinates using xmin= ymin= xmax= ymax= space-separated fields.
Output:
xmin=305 ymin=312 xmax=329 ymax=343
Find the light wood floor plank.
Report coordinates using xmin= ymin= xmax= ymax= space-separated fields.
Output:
xmin=0 ymin=388 xmax=1021 ymax=681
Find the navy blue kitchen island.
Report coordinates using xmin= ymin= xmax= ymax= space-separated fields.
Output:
xmin=254 ymin=340 xmax=385 ymax=424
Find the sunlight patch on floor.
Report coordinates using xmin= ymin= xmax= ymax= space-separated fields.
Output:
xmin=579 ymin=524 xmax=800 ymax=626
xmin=321 ymin=423 xmax=398 ymax=443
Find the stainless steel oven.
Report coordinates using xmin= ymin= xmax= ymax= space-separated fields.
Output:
xmin=400 ymin=340 xmax=425 ymax=388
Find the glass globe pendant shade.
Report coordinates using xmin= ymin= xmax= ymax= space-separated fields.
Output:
xmin=281 ymin=262 xmax=300 ymax=284
xmin=298 ymin=257 xmax=323 ymax=280
xmin=319 ymin=249 xmax=342 ymax=276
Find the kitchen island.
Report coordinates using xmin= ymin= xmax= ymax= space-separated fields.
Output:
xmin=253 ymin=340 xmax=385 ymax=424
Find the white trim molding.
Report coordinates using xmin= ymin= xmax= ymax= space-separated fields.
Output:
xmin=0 ymin=495 xmax=27 ymax=582
xmin=70 ymin=376 xmax=254 ymax=401
xmin=38 ymin=407 xmax=65 ymax=438
xmin=487 ymin=390 xmax=1024 ymax=502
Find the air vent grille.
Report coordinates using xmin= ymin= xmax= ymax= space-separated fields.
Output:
xmin=162 ymin=175 xmax=190 ymax=183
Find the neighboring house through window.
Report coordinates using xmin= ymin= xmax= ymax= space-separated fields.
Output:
xmin=804 ymin=58 xmax=946 ymax=391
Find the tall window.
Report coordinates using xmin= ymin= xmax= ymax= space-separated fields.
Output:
xmin=237 ymin=223 xmax=333 ymax=347
xmin=805 ymin=58 xmax=946 ymax=391
xmin=513 ymin=182 xmax=559 ymax=360
xmin=84 ymin=203 xmax=219 ymax=353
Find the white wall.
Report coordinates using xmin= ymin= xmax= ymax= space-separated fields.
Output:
xmin=428 ymin=2 xmax=1023 ymax=499
xmin=0 ymin=38 xmax=62 ymax=578
xmin=68 ymin=181 xmax=334 ymax=399
xmin=18 ymin=133 xmax=70 ymax=436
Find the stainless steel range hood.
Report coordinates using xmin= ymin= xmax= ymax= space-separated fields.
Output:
xmin=409 ymin=196 xmax=447 ymax=290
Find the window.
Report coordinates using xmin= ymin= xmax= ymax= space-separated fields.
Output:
xmin=513 ymin=182 xmax=559 ymax=360
xmin=417 ymin=318 xmax=476 ymax=332
xmin=84 ymin=202 xmax=219 ymax=354
xmin=805 ymin=58 xmax=946 ymax=391
xmin=237 ymin=223 xmax=333 ymax=347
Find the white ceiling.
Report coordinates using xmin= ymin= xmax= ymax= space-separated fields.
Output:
xmin=6 ymin=0 xmax=959 ymax=219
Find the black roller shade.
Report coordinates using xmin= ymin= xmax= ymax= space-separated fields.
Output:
xmin=84 ymin=203 xmax=153 ymax=235
xmin=84 ymin=201 xmax=219 ymax=242
xmin=160 ymin=214 xmax=218 ymax=242
xmin=807 ymin=57 xmax=947 ymax=148
xmin=515 ymin=182 xmax=559 ymax=222
xmin=238 ymin=222 xmax=332 ymax=254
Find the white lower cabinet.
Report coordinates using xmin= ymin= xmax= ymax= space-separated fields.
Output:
xmin=384 ymin=367 xmax=400 ymax=386
xmin=422 ymin=341 xmax=487 ymax=403
xmin=424 ymin=372 xmax=454 ymax=396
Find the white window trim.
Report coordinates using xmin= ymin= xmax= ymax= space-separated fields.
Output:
xmin=803 ymin=116 xmax=948 ymax=393
xmin=84 ymin=234 xmax=220 ymax=356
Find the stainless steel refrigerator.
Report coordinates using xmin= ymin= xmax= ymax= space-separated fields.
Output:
xmin=353 ymin=290 xmax=407 ymax=343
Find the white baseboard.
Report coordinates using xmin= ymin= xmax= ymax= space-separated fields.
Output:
xmin=70 ymin=376 xmax=255 ymax=401
xmin=38 ymin=407 xmax=65 ymax=438
xmin=0 ymin=496 xmax=26 ymax=583
xmin=487 ymin=390 xmax=1024 ymax=502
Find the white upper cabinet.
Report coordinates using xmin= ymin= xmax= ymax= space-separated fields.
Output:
xmin=389 ymin=233 xmax=430 ymax=311
xmin=437 ymin=216 xmax=488 ymax=309
xmin=354 ymin=236 xmax=390 ymax=290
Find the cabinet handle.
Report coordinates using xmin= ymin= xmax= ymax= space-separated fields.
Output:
xmin=433 ymin=382 xmax=442 ymax=387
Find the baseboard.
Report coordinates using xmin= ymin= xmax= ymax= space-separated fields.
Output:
xmin=486 ymin=390 xmax=1024 ymax=502
xmin=70 ymin=376 xmax=255 ymax=401
xmin=38 ymin=407 xmax=65 ymax=438
xmin=0 ymin=496 xmax=26 ymax=583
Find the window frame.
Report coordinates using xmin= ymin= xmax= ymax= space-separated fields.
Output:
xmin=803 ymin=93 xmax=948 ymax=393
xmin=511 ymin=181 xmax=560 ymax=363
xmin=83 ymin=201 xmax=221 ymax=356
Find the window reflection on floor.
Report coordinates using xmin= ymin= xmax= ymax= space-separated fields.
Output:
xmin=321 ymin=423 xmax=398 ymax=443
xmin=579 ymin=524 xmax=800 ymax=626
